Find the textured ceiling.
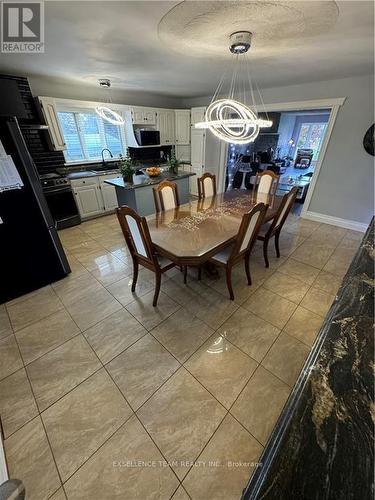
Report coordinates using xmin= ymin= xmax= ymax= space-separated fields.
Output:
xmin=158 ymin=1 xmax=339 ymax=58
xmin=0 ymin=0 xmax=373 ymax=98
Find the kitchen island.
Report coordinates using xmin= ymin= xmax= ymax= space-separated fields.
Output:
xmin=242 ymin=219 xmax=374 ymax=500
xmin=105 ymin=171 xmax=195 ymax=216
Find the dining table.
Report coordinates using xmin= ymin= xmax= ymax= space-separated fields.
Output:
xmin=147 ymin=190 xmax=283 ymax=266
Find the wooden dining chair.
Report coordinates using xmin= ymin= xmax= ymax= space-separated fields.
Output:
xmin=257 ymin=187 xmax=298 ymax=268
xmin=254 ymin=170 xmax=279 ymax=195
xmin=197 ymin=172 xmax=217 ymax=199
xmin=153 ymin=180 xmax=180 ymax=213
xmin=116 ymin=205 xmax=175 ymax=306
xmin=209 ymin=203 xmax=267 ymax=300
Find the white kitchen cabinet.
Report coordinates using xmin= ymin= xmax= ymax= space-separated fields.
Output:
xmin=71 ymin=174 xmax=120 ymax=219
xmin=131 ymin=107 xmax=156 ymax=125
xmin=37 ymin=96 xmax=66 ymax=151
xmin=157 ymin=110 xmax=175 ymax=145
xmin=71 ymin=178 xmax=103 ymax=218
xmin=99 ymin=174 xmax=119 ymax=211
xmin=175 ymin=110 xmax=190 ymax=145
xmin=191 ymin=107 xmax=206 ymax=126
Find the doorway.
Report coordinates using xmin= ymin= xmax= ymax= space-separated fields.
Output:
xmin=218 ymin=97 xmax=345 ymax=218
xmin=224 ymin=108 xmax=331 ymax=214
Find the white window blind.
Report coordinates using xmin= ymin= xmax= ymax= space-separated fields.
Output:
xmin=57 ymin=111 xmax=126 ymax=163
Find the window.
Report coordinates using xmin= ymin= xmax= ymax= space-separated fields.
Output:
xmin=57 ymin=110 xmax=126 ymax=163
xmin=296 ymin=122 xmax=327 ymax=160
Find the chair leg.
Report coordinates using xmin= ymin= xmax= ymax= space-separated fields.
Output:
xmin=198 ymin=267 xmax=202 ymax=281
xmin=226 ymin=266 xmax=234 ymax=301
xmin=131 ymin=261 xmax=139 ymax=292
xmin=275 ymin=231 xmax=281 ymax=258
xmin=244 ymin=255 xmax=252 ymax=286
xmin=153 ymin=272 xmax=162 ymax=307
xmin=263 ymin=238 xmax=270 ymax=268
xmin=183 ymin=266 xmax=188 ymax=284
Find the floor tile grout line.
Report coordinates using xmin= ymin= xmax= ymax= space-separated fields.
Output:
xmin=5 ymin=292 xmax=66 ymax=334
xmin=56 ymin=413 xmax=135 ymax=488
xmin=53 ymin=316 xmax=184 ymax=490
xmin=3 ymin=217 xmax=349 ymax=495
xmin=100 ymin=361 xmax=184 ymax=487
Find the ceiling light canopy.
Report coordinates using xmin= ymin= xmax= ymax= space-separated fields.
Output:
xmin=95 ymin=79 xmax=124 ymax=126
xmin=195 ymin=31 xmax=272 ymax=144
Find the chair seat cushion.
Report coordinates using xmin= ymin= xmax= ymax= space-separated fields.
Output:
xmin=210 ymin=245 xmax=234 ymax=264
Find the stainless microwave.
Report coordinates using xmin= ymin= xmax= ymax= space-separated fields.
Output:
xmin=134 ymin=129 xmax=160 ymax=146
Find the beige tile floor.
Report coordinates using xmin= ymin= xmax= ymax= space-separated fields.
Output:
xmin=0 ymin=211 xmax=362 ymax=500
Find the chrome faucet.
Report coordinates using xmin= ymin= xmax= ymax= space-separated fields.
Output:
xmin=101 ymin=148 xmax=113 ymax=166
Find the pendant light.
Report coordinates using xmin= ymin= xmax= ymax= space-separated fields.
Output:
xmin=195 ymin=32 xmax=272 ymax=144
xmin=95 ymin=79 xmax=125 ymax=126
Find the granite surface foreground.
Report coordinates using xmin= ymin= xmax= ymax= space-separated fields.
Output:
xmin=243 ymin=219 xmax=374 ymax=500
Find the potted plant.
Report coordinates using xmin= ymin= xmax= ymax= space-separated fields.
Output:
xmin=119 ymin=151 xmax=135 ymax=183
xmin=169 ymin=146 xmax=180 ymax=175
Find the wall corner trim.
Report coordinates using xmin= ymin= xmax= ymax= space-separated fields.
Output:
xmin=302 ymin=210 xmax=369 ymax=232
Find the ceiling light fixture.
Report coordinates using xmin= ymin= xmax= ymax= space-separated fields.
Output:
xmin=195 ymin=32 xmax=272 ymax=144
xmin=95 ymin=79 xmax=124 ymax=126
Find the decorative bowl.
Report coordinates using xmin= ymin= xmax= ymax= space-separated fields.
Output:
xmin=146 ymin=167 xmax=161 ymax=178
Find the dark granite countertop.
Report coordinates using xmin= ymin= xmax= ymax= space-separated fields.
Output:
xmin=105 ymin=171 xmax=195 ymax=190
xmin=58 ymin=161 xmax=174 ymax=180
xmin=243 ymin=219 xmax=374 ymax=500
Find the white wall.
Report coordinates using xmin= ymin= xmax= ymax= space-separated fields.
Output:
xmin=28 ymin=75 xmax=182 ymax=109
xmin=182 ymin=74 xmax=374 ymax=227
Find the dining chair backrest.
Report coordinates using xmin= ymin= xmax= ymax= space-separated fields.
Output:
xmin=153 ymin=180 xmax=180 ymax=212
xmin=255 ymin=170 xmax=279 ymax=195
xmin=270 ymin=186 xmax=298 ymax=234
xmin=197 ymin=173 xmax=216 ymax=199
xmin=116 ymin=205 xmax=157 ymax=267
xmin=230 ymin=203 xmax=267 ymax=260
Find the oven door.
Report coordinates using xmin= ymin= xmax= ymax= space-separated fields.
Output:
xmin=43 ymin=186 xmax=81 ymax=229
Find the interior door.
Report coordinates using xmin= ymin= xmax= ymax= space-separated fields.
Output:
xmin=190 ymin=128 xmax=205 ymax=166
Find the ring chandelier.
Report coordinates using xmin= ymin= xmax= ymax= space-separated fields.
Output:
xmin=195 ymin=32 xmax=272 ymax=144
xmin=95 ymin=79 xmax=124 ymax=126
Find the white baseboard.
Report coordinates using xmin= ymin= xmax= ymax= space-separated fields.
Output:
xmin=302 ymin=211 xmax=368 ymax=232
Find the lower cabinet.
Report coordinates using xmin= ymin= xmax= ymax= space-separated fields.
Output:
xmin=99 ymin=174 xmax=119 ymax=211
xmin=71 ymin=174 xmax=119 ymax=220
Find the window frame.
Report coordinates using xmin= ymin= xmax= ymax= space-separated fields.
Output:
xmin=56 ymin=102 xmax=128 ymax=165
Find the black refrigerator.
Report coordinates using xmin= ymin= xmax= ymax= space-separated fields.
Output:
xmin=0 ymin=116 xmax=70 ymax=303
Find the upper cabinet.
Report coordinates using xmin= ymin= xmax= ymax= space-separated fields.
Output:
xmin=36 ymin=96 xmax=66 ymax=151
xmin=191 ymin=107 xmax=206 ymax=127
xmin=131 ymin=107 xmax=156 ymax=125
xmin=157 ymin=109 xmax=175 ymax=145
xmin=175 ymin=110 xmax=190 ymax=145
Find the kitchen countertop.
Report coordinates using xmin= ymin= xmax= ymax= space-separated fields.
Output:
xmin=66 ymin=169 xmax=120 ymax=179
xmin=105 ymin=171 xmax=195 ymax=190
xmin=59 ymin=162 xmax=179 ymax=180
xmin=243 ymin=218 xmax=374 ymax=499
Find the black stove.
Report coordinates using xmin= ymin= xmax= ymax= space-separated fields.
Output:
xmin=39 ymin=172 xmax=81 ymax=229
xmin=39 ymin=172 xmax=70 ymax=192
